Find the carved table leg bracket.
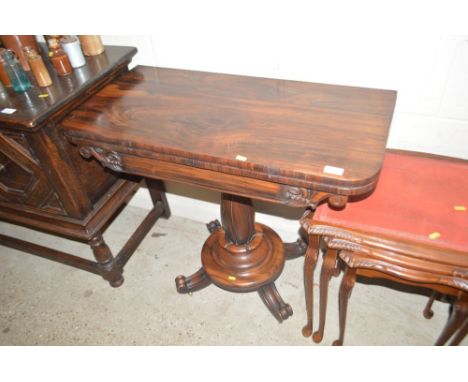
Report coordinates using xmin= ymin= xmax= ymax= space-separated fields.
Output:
xmin=206 ymin=219 xmax=222 ymax=233
xmin=175 ymin=267 xmax=212 ymax=294
xmin=284 ymin=238 xmax=307 ymax=260
xmin=258 ymin=283 xmax=293 ymax=322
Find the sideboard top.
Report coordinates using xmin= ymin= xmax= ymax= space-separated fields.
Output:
xmin=0 ymin=45 xmax=137 ymax=131
xmin=63 ymin=66 xmax=397 ymax=193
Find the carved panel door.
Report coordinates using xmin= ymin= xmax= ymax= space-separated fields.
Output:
xmin=0 ymin=131 xmax=66 ymax=215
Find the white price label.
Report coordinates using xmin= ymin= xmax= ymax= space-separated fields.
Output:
xmin=323 ymin=165 xmax=344 ymax=176
xmin=1 ymin=108 xmax=16 ymax=115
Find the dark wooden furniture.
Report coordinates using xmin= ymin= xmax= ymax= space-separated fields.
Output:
xmin=61 ymin=66 xmax=396 ymax=321
xmin=0 ymin=46 xmax=170 ymax=287
xmin=302 ymin=151 xmax=468 ymax=345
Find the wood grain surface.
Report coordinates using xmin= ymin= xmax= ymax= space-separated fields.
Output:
xmin=62 ymin=66 xmax=397 ymax=193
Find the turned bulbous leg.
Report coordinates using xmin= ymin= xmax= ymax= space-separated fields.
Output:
xmin=89 ymin=234 xmax=124 ymax=287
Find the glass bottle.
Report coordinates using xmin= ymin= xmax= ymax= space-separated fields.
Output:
xmin=47 ymin=38 xmax=72 ymax=76
xmin=44 ymin=35 xmax=62 ymax=47
xmin=78 ymin=35 xmax=105 ymax=56
xmin=61 ymin=35 xmax=86 ymax=68
xmin=0 ymin=80 xmax=9 ymax=102
xmin=24 ymin=46 xmax=53 ymax=87
xmin=0 ymin=35 xmax=40 ymax=71
xmin=0 ymin=48 xmax=12 ymax=87
xmin=0 ymin=49 xmax=32 ymax=92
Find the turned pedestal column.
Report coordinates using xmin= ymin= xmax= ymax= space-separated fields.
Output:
xmin=175 ymin=193 xmax=301 ymax=322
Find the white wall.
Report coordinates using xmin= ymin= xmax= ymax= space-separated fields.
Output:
xmin=100 ymin=13 xmax=468 ymax=239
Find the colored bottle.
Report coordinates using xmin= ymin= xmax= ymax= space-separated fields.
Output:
xmin=0 ymin=49 xmax=32 ymax=92
xmin=0 ymin=35 xmax=40 ymax=71
xmin=24 ymin=46 xmax=53 ymax=87
xmin=61 ymin=36 xmax=86 ymax=68
xmin=44 ymin=35 xmax=62 ymax=47
xmin=79 ymin=35 xmax=105 ymax=56
xmin=0 ymin=48 xmax=12 ymax=87
xmin=87 ymin=49 xmax=109 ymax=74
xmin=0 ymin=80 xmax=8 ymax=102
xmin=47 ymin=38 xmax=72 ymax=76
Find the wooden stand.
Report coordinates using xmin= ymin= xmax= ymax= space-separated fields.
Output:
xmin=175 ymin=193 xmax=304 ymax=322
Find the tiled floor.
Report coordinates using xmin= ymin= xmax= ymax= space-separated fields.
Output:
xmin=0 ymin=205 xmax=465 ymax=345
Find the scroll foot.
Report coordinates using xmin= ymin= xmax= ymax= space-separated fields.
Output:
xmin=284 ymin=238 xmax=308 ymax=260
xmin=423 ymin=291 xmax=439 ymax=319
xmin=206 ymin=219 xmax=222 ymax=233
xmin=175 ymin=267 xmax=211 ymax=294
xmin=258 ymin=283 xmax=293 ymax=323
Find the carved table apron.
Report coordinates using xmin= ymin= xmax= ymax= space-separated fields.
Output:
xmin=61 ymin=66 xmax=397 ymax=321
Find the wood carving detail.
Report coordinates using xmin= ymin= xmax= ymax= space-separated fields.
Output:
xmin=327 ymin=238 xmax=371 ymax=255
xmin=288 ymin=191 xmax=348 ymax=214
xmin=0 ymin=132 xmax=59 ymax=212
xmin=79 ymin=146 xmax=124 ymax=172
xmin=304 ymin=224 xmax=362 ymax=243
xmin=286 ymin=188 xmax=332 ymax=209
xmin=336 ymin=244 xmax=468 ymax=292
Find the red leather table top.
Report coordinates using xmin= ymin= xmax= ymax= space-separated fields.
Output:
xmin=314 ymin=151 xmax=468 ymax=253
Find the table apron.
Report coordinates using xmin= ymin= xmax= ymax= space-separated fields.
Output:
xmin=77 ymin=146 xmax=335 ymax=208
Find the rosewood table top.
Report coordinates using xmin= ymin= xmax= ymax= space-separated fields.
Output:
xmin=62 ymin=66 xmax=397 ymax=197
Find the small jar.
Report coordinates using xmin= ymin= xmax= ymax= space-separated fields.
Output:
xmin=24 ymin=46 xmax=53 ymax=87
xmin=0 ymin=48 xmax=12 ymax=87
xmin=0 ymin=49 xmax=32 ymax=92
xmin=61 ymin=35 xmax=86 ymax=68
xmin=79 ymin=35 xmax=105 ymax=56
xmin=47 ymin=38 xmax=72 ymax=76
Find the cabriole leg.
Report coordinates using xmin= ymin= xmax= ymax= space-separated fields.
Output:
xmin=332 ymin=266 xmax=357 ymax=346
xmin=313 ymin=248 xmax=339 ymax=343
xmin=302 ymin=234 xmax=319 ymax=337
xmin=435 ymin=300 xmax=467 ymax=345
xmin=423 ymin=291 xmax=440 ymax=319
